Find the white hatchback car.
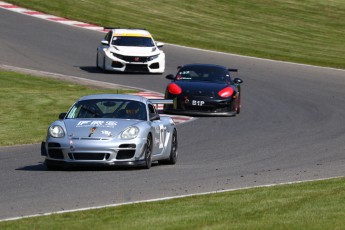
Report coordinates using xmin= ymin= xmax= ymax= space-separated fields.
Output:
xmin=96 ymin=28 xmax=165 ymax=74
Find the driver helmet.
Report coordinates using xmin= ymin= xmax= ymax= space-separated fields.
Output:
xmin=126 ymin=102 xmax=140 ymax=115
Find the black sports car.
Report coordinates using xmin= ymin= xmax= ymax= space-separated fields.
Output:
xmin=163 ymin=64 xmax=243 ymax=116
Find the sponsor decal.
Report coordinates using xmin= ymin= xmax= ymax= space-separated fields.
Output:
xmin=113 ymin=33 xmax=151 ymax=37
xmin=76 ymin=120 xmax=117 ymax=128
xmin=88 ymin=127 xmax=97 ymax=137
xmin=101 ymin=130 xmax=112 ymax=137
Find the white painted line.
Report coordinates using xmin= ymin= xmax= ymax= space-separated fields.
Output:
xmin=1 ymin=176 xmax=343 ymax=222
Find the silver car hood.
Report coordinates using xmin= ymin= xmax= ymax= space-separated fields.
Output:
xmin=63 ymin=119 xmax=142 ymax=138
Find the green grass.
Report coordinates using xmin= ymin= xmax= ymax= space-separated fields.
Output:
xmin=4 ymin=0 xmax=345 ymax=69
xmin=0 ymin=70 xmax=135 ymax=146
xmin=1 ymin=177 xmax=345 ymax=229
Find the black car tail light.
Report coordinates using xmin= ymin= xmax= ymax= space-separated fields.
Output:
xmin=218 ymin=87 xmax=234 ymax=98
xmin=168 ymin=83 xmax=182 ymax=95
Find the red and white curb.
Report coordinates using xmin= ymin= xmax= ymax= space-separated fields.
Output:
xmin=0 ymin=1 xmax=106 ymax=32
xmin=133 ymin=92 xmax=195 ymax=125
xmin=0 ymin=1 xmax=195 ymax=125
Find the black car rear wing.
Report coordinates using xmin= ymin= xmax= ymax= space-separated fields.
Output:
xmin=149 ymin=99 xmax=173 ymax=116
xmin=149 ymin=99 xmax=173 ymax=105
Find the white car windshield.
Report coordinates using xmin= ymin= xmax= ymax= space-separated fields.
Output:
xmin=111 ymin=36 xmax=154 ymax=47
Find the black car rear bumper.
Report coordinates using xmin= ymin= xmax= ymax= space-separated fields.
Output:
xmin=163 ymin=109 xmax=236 ymax=117
xmin=163 ymin=97 xmax=237 ymax=116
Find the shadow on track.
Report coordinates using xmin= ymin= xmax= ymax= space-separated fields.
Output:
xmin=16 ymin=162 xmax=160 ymax=172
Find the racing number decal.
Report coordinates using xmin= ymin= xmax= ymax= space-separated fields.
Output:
xmin=192 ymin=100 xmax=205 ymax=106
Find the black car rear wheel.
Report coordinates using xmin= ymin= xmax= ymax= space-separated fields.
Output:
xmin=236 ymin=94 xmax=241 ymax=114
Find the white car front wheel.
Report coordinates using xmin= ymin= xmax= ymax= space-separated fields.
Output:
xmin=102 ymin=56 xmax=107 ymax=73
xmin=96 ymin=52 xmax=101 ymax=69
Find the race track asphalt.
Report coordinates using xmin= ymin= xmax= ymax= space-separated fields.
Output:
xmin=1 ymin=7 xmax=345 ymax=220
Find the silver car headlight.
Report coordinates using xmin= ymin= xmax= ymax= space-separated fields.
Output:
xmin=49 ymin=125 xmax=65 ymax=138
xmin=148 ymin=54 xmax=159 ymax=61
xmin=121 ymin=126 xmax=139 ymax=139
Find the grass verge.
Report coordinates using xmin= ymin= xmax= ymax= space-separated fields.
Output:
xmin=1 ymin=177 xmax=345 ymax=229
xmin=4 ymin=0 xmax=345 ymax=69
xmin=0 ymin=70 xmax=136 ymax=146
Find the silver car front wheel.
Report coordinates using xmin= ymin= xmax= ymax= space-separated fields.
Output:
xmin=143 ymin=134 xmax=152 ymax=169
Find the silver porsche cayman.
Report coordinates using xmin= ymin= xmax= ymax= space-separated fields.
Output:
xmin=41 ymin=94 xmax=177 ymax=170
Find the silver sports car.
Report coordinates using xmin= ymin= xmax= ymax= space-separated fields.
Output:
xmin=41 ymin=94 xmax=177 ymax=170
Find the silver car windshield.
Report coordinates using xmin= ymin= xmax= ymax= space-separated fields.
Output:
xmin=66 ymin=99 xmax=147 ymax=121
xmin=111 ymin=36 xmax=154 ymax=47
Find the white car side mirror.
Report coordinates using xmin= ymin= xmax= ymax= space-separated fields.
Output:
xmin=101 ymin=40 xmax=109 ymax=46
xmin=156 ymin=42 xmax=164 ymax=48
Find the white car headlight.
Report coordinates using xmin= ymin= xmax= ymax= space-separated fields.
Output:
xmin=111 ymin=52 xmax=124 ymax=60
xmin=121 ymin=126 xmax=139 ymax=139
xmin=49 ymin=125 xmax=65 ymax=138
xmin=148 ymin=54 xmax=159 ymax=61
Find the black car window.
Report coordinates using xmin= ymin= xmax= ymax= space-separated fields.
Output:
xmin=176 ymin=66 xmax=229 ymax=83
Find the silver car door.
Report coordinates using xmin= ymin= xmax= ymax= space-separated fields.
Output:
xmin=148 ymin=103 xmax=168 ymax=156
